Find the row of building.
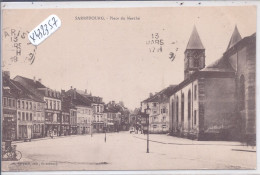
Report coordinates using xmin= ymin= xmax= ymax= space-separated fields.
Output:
xmin=140 ymin=26 xmax=256 ymax=144
xmin=2 ymin=73 xmax=130 ymax=141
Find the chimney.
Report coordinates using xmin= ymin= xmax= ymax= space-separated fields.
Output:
xmin=73 ymin=88 xmax=76 ymax=99
xmin=33 ymin=76 xmax=36 ymax=83
xmin=3 ymin=71 xmax=10 ymax=85
xmin=71 ymin=86 xmax=73 ymax=90
xmin=38 ymin=78 xmax=42 ymax=83
xmin=85 ymin=89 xmax=87 ymax=94
xmin=3 ymin=71 xmax=10 ymax=80
xmin=149 ymin=93 xmax=153 ymax=97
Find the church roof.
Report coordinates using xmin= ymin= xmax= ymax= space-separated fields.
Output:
xmin=201 ymin=57 xmax=235 ymax=72
xmin=186 ymin=26 xmax=205 ymax=50
xmin=226 ymin=26 xmax=242 ymax=50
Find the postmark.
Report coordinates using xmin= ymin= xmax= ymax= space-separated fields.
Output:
xmin=2 ymin=28 xmax=37 ymax=67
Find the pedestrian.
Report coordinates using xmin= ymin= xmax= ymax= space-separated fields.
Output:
xmin=50 ymin=130 xmax=54 ymax=139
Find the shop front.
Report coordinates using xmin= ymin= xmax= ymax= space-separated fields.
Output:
xmin=18 ymin=122 xmax=33 ymax=140
xmin=45 ymin=111 xmax=61 ymax=137
xmin=3 ymin=109 xmax=17 ymax=141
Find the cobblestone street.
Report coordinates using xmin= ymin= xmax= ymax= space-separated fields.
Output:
xmin=2 ymin=132 xmax=256 ymax=171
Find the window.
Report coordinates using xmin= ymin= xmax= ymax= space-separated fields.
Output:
xmin=194 ymin=85 xmax=197 ymax=100
xmin=12 ymin=99 xmax=15 ymax=108
xmin=26 ymin=101 xmax=28 ymax=109
xmin=97 ymin=106 xmax=100 ymax=113
xmin=194 ymin=110 xmax=197 ymax=125
xmin=57 ymin=101 xmax=60 ymax=110
xmin=22 ymin=101 xmax=24 ymax=109
xmin=153 ymin=103 xmax=157 ymax=107
xmin=194 ymin=58 xmax=199 ymax=67
xmin=18 ymin=112 xmax=21 ymax=120
xmin=26 ymin=113 xmax=29 ymax=121
xmin=22 ymin=112 xmax=25 ymax=121
xmin=162 ymin=116 xmax=166 ymax=122
xmin=161 ymin=108 xmax=166 ymax=114
xmin=239 ymin=75 xmax=245 ymax=110
xmin=8 ymin=99 xmax=12 ymax=107
xmin=17 ymin=100 xmax=20 ymax=108
xmin=45 ymin=100 xmax=48 ymax=109
xmin=54 ymin=101 xmax=56 ymax=110
xmin=29 ymin=102 xmax=32 ymax=110
xmin=181 ymin=93 xmax=184 ymax=123
xmin=34 ymin=103 xmax=37 ymax=110
xmin=3 ymin=97 xmax=7 ymax=106
xmin=50 ymin=100 xmax=52 ymax=109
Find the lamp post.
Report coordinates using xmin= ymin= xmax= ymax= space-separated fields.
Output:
xmin=145 ymin=104 xmax=151 ymax=153
xmin=104 ymin=125 xmax=107 ymax=143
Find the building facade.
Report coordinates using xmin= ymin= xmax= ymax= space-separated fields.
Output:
xmin=169 ymin=26 xmax=256 ymax=143
xmin=141 ymin=85 xmax=176 ymax=134
xmin=2 ymin=72 xmax=17 ymax=141
xmin=66 ymin=88 xmax=92 ymax=135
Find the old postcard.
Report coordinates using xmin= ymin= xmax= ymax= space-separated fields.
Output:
xmin=1 ymin=2 xmax=257 ymax=173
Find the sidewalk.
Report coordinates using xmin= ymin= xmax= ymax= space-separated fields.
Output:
xmin=132 ymin=133 xmax=256 ymax=152
xmin=11 ymin=134 xmax=82 ymax=144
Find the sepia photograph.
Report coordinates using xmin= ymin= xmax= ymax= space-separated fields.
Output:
xmin=1 ymin=2 xmax=257 ymax=173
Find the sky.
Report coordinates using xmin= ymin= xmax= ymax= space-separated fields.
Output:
xmin=2 ymin=6 xmax=256 ymax=110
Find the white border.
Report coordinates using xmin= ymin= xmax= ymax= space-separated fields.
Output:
xmin=1 ymin=1 xmax=260 ymax=175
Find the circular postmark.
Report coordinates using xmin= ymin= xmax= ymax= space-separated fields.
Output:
xmin=2 ymin=28 xmax=37 ymax=68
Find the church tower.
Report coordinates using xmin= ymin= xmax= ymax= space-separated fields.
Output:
xmin=184 ymin=26 xmax=205 ymax=79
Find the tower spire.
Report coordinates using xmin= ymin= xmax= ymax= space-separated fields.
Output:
xmin=226 ymin=25 xmax=242 ymax=50
xmin=186 ymin=25 xmax=205 ymax=50
xmin=184 ymin=26 xmax=205 ymax=79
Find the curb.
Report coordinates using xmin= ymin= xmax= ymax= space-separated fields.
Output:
xmin=133 ymin=135 xmax=246 ymax=147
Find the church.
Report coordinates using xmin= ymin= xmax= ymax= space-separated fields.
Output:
xmin=169 ymin=26 xmax=256 ymax=144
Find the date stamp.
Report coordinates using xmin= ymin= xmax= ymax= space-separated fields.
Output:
xmin=2 ymin=28 xmax=37 ymax=66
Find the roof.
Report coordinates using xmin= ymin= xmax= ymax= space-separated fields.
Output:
xmin=66 ymin=89 xmax=92 ymax=107
xmin=11 ymin=80 xmax=45 ymax=103
xmin=142 ymin=85 xmax=177 ymax=103
xmin=14 ymin=75 xmax=46 ymax=89
xmin=186 ymin=26 xmax=205 ymax=50
xmin=13 ymin=75 xmax=61 ymax=99
xmin=62 ymin=98 xmax=76 ymax=112
xmin=226 ymin=26 xmax=242 ymax=50
xmin=201 ymin=57 xmax=235 ymax=72
xmin=76 ymin=90 xmax=104 ymax=104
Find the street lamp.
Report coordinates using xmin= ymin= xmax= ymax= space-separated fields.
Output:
xmin=104 ymin=125 xmax=107 ymax=143
xmin=144 ymin=104 xmax=151 ymax=153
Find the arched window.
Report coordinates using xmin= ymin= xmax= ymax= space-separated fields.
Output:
xmin=194 ymin=58 xmax=199 ymax=67
xmin=188 ymin=90 xmax=191 ymax=129
xmin=239 ymin=75 xmax=245 ymax=110
xmin=181 ymin=93 xmax=184 ymax=123
xmin=176 ymin=96 xmax=179 ymax=124
xmin=172 ymin=99 xmax=174 ymax=119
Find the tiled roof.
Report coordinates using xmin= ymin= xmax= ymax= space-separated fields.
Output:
xmin=186 ymin=26 xmax=205 ymax=50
